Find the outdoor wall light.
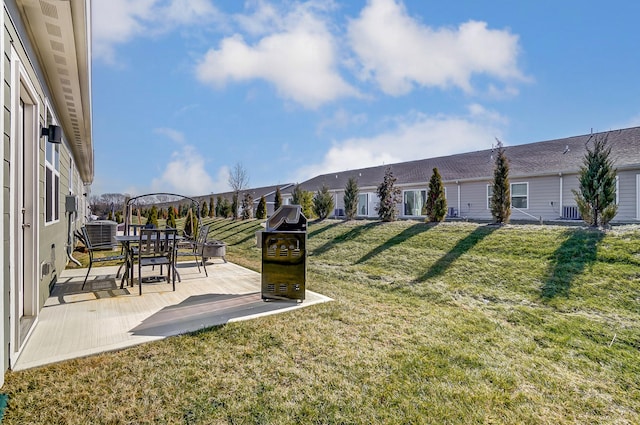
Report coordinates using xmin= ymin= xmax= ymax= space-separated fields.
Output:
xmin=41 ymin=124 xmax=62 ymax=143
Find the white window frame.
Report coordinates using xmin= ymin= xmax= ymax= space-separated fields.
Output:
xmin=45 ymin=125 xmax=60 ymax=224
xmin=403 ymin=189 xmax=427 ymax=216
xmin=487 ymin=183 xmax=529 ymax=209
xmin=511 ymin=182 xmax=529 ymax=209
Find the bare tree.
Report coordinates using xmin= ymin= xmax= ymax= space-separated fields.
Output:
xmin=228 ymin=162 xmax=250 ymax=193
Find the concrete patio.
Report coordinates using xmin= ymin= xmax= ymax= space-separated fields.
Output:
xmin=12 ymin=260 xmax=331 ymax=371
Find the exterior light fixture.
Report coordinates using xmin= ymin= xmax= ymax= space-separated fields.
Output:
xmin=41 ymin=124 xmax=62 ymax=143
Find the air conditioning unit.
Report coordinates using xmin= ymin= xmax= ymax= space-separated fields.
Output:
xmin=562 ymin=206 xmax=581 ymax=220
xmin=85 ymin=220 xmax=118 ymax=249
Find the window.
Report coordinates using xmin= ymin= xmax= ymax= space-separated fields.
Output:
xmin=487 ymin=183 xmax=528 ymax=209
xmin=357 ymin=193 xmax=368 ymax=216
xmin=511 ymin=183 xmax=528 ymax=209
xmin=404 ymin=189 xmax=426 ymax=216
xmin=45 ymin=132 xmax=60 ymax=223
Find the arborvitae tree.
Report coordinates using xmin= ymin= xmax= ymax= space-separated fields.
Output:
xmin=425 ymin=167 xmax=447 ymax=222
xmin=184 ymin=208 xmax=195 ymax=236
xmin=231 ymin=193 xmax=239 ymax=220
xmin=201 ymin=201 xmax=209 ymax=218
xmin=376 ymin=167 xmax=401 ymax=222
xmin=215 ymin=196 xmax=223 ymax=217
xmin=209 ymin=197 xmax=215 ymax=217
xmin=115 ymin=210 xmax=123 ymax=223
xmin=572 ymin=133 xmax=618 ymax=227
xmin=166 ymin=205 xmax=177 ymax=228
xmin=343 ymin=177 xmax=359 ymax=220
xmin=491 ymin=139 xmax=511 ymax=224
xmin=179 ymin=203 xmax=189 ymax=217
xmin=300 ymin=190 xmax=315 ymax=219
xmin=221 ymin=198 xmax=232 ymax=218
xmin=107 ymin=210 xmax=113 ymax=221
xmin=148 ymin=205 xmax=159 ymax=228
xmin=292 ymin=185 xmax=304 ymax=205
xmin=274 ymin=187 xmax=283 ymax=211
xmin=241 ymin=192 xmax=253 ymax=220
xmin=313 ymin=185 xmax=335 ymax=220
xmin=256 ymin=195 xmax=267 ymax=219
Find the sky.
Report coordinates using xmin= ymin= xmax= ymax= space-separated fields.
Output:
xmin=90 ymin=0 xmax=640 ymax=197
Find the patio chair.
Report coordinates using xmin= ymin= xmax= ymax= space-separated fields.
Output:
xmin=137 ymin=228 xmax=178 ymax=295
xmin=176 ymin=224 xmax=211 ymax=276
xmin=80 ymin=226 xmax=126 ymax=290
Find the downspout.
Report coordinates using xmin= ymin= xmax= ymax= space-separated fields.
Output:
xmin=559 ymin=173 xmax=563 ymax=217
xmin=67 ymin=210 xmax=81 ymax=266
xmin=456 ymin=181 xmax=460 ymax=216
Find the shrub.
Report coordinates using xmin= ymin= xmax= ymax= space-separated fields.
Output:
xmin=313 ymin=185 xmax=334 ymax=220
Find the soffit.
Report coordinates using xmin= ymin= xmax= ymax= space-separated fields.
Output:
xmin=16 ymin=0 xmax=93 ymax=183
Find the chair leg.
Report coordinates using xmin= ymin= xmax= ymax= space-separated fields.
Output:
xmin=201 ymin=255 xmax=208 ymax=277
xmin=82 ymin=260 xmax=93 ymax=290
xmin=138 ymin=262 xmax=142 ymax=296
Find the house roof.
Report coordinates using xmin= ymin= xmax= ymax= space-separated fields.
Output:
xmin=198 ymin=183 xmax=295 ymax=204
xmin=295 ymin=127 xmax=640 ymax=192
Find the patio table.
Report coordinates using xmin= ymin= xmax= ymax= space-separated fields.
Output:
xmin=116 ymin=234 xmax=183 ymax=289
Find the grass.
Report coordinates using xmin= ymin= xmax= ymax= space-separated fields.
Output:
xmin=3 ymin=218 xmax=640 ymax=424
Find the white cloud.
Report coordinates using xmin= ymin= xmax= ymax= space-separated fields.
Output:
xmin=92 ymin=0 xmax=222 ymax=64
xmin=347 ymin=0 xmax=527 ymax=95
xmin=151 ymin=145 xmax=229 ymax=195
xmin=294 ymin=105 xmax=507 ymax=181
xmin=154 ymin=127 xmax=186 ymax=144
xmin=195 ymin=2 xmax=358 ymax=109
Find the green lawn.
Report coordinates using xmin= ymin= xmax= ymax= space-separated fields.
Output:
xmin=3 ymin=218 xmax=639 ymax=424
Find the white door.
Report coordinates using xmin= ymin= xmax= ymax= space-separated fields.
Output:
xmin=13 ymin=92 xmax=38 ymax=353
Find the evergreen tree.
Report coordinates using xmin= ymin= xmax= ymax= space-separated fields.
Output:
xmin=491 ymin=139 xmax=511 ymax=224
xmin=376 ymin=167 xmax=401 ymax=222
xmin=572 ymin=133 xmax=618 ymax=227
xmin=256 ymin=195 xmax=267 ymax=219
xmin=241 ymin=192 xmax=253 ymax=220
xmin=184 ymin=208 xmax=195 ymax=236
xmin=425 ymin=167 xmax=447 ymax=222
xmin=209 ymin=197 xmax=215 ymax=217
xmin=215 ymin=196 xmax=223 ymax=217
xmin=343 ymin=177 xmax=359 ymax=220
xmin=201 ymin=201 xmax=209 ymax=218
xmin=292 ymin=185 xmax=304 ymax=205
xmin=274 ymin=187 xmax=283 ymax=211
xmin=166 ymin=205 xmax=177 ymax=228
xmin=300 ymin=190 xmax=315 ymax=219
xmin=221 ymin=198 xmax=232 ymax=218
xmin=231 ymin=193 xmax=239 ymax=220
xmin=148 ymin=205 xmax=159 ymax=227
xmin=312 ymin=185 xmax=335 ymax=220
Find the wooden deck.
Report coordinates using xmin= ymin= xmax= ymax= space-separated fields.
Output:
xmin=12 ymin=260 xmax=331 ymax=371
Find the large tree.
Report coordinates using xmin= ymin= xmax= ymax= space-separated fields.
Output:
xmin=490 ymin=139 xmax=511 ymax=224
xmin=312 ymin=185 xmax=334 ymax=220
xmin=343 ymin=177 xmax=359 ymax=220
xmin=425 ymin=167 xmax=447 ymax=222
xmin=228 ymin=162 xmax=249 ymax=220
xmin=376 ymin=167 xmax=401 ymax=222
xmin=572 ymin=133 xmax=618 ymax=227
